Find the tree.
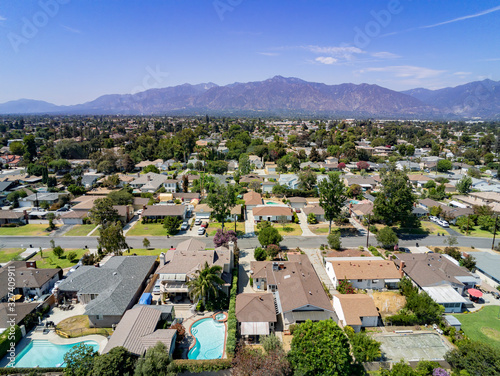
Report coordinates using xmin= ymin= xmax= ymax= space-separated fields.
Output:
xmin=23 ymin=134 xmax=37 ymax=162
xmin=163 ymin=216 xmax=182 ymax=235
xmin=232 ymin=345 xmax=290 ymax=376
xmin=143 ymin=238 xmax=151 ymax=249
xmin=213 ymin=229 xmax=237 ymax=248
xmin=461 ymin=255 xmax=476 ymax=271
xmin=445 ymin=235 xmax=458 ymax=248
xmin=318 ymin=172 xmax=347 ymax=233
xmin=380 ymin=361 xmax=417 ymax=376
xmin=134 ymin=342 xmax=176 ymax=376
xmin=206 ymin=183 xmax=237 ymax=230
xmin=46 ymin=212 xmax=56 ymax=230
xmin=89 ymin=198 xmax=119 ymax=227
xmin=258 ymin=226 xmax=283 ymax=247
xmin=187 ymin=261 xmax=225 ymax=304
xmin=307 ymin=212 xmax=318 ymax=224
xmin=182 ymin=174 xmax=189 ymax=193
xmin=374 ymin=167 xmax=416 ymax=225
xmin=298 ymin=169 xmax=317 ymax=191
xmin=266 ymin=244 xmax=281 ymax=259
xmin=97 ymin=221 xmax=128 ymax=255
xmin=9 ymin=141 xmax=24 ymax=156
xmin=254 ymin=247 xmax=267 ymax=261
xmin=356 ymin=161 xmax=369 ymax=171
xmin=456 ymin=176 xmax=472 ymax=194
xmin=64 ymin=343 xmax=97 ymax=376
xmin=101 ymin=174 xmax=120 ymax=188
xmin=437 ymin=159 xmax=452 ymax=172
xmin=477 ymin=215 xmax=494 ymax=231
xmin=376 ymin=226 xmax=398 ymax=248
xmin=108 ymin=190 xmax=134 ymax=206
xmin=344 ymin=326 xmax=381 ymax=362
xmin=143 ymin=165 xmax=160 ymax=174
xmin=445 ymin=340 xmax=500 ymax=376
xmin=328 ymin=230 xmax=342 ymax=250
xmin=91 ymin=346 xmax=136 ymax=376
xmin=53 ymin=246 xmax=64 ymax=258
xmin=288 ymin=320 xmax=353 ymax=376
xmin=68 ymin=184 xmax=87 ymax=196
xmin=261 ymin=333 xmax=282 ymax=353
xmin=67 ymin=251 xmax=78 ymax=263
xmin=239 ymin=153 xmax=251 ymax=175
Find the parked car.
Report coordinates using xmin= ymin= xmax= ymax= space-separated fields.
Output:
xmin=56 ymin=207 xmax=69 ymax=212
xmin=295 ymin=208 xmax=301 ymax=213
xmin=180 ymin=221 xmax=189 ymax=231
xmin=197 ymin=227 xmax=206 ymax=235
xmin=152 ymin=280 xmax=161 ymax=294
xmin=201 ymin=221 xmax=208 ymax=228
xmin=194 ymin=218 xmax=202 ymax=226
xmin=429 ymin=216 xmax=438 ymax=222
xmin=439 ymin=220 xmax=449 ymax=228
xmin=399 ymin=247 xmax=410 ymax=253
xmin=135 ymin=209 xmax=143 ymax=215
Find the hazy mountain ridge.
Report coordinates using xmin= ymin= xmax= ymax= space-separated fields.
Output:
xmin=1 ymin=76 xmax=499 ymax=119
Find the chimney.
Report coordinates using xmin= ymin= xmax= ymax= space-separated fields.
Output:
xmin=26 ymin=261 xmax=36 ymax=269
xmin=228 ymin=241 xmax=235 ymax=254
xmin=160 ymin=252 xmax=166 ymax=265
xmin=24 ymin=210 xmax=29 ymax=224
xmin=399 ymin=260 xmax=405 ymax=278
xmin=143 ymin=205 xmax=146 ymax=211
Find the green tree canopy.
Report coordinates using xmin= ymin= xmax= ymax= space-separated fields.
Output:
xmin=376 ymin=226 xmax=399 ymax=248
xmin=258 ymin=226 xmax=283 ymax=247
xmin=437 ymin=159 xmax=452 ymax=172
xmin=206 ymin=183 xmax=237 ymax=230
xmin=187 ymin=261 xmax=225 ymax=304
xmin=89 ymin=198 xmax=120 ymax=227
xmin=64 ymin=343 xmax=97 ymax=376
xmin=91 ymin=346 xmax=136 ymax=376
xmin=97 ymin=221 xmax=128 ymax=255
xmin=456 ymin=176 xmax=473 ymax=194
xmin=318 ymin=172 xmax=347 ymax=233
xmin=134 ymin=342 xmax=176 ymax=376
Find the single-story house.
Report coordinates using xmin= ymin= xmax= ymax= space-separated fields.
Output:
xmin=235 ymin=293 xmax=277 ymax=338
xmin=265 ymin=163 xmax=277 ymax=174
xmin=325 ymin=258 xmax=401 ymax=290
xmin=262 ymin=181 xmax=277 ymax=193
xmin=102 ymin=305 xmax=177 ymax=356
xmin=248 ymin=155 xmax=263 ymax=169
xmin=288 ymin=197 xmax=307 ymax=210
xmin=243 ymin=191 xmax=263 ymax=209
xmin=172 ymin=192 xmax=200 ymax=202
xmin=130 ymin=173 xmax=170 ymax=193
xmin=252 ymin=205 xmax=293 ymax=222
xmin=332 ymin=294 xmax=379 ymax=332
xmin=142 ymin=205 xmax=186 ymax=220
xmin=408 ymin=174 xmax=432 ymax=187
xmin=396 ymin=161 xmax=421 ymax=171
xmin=60 ymin=210 xmax=89 ymax=225
xmin=349 ymin=202 xmax=374 ymax=222
xmin=343 ymin=176 xmax=377 ymax=190
xmin=81 ymin=174 xmax=103 ymax=189
xmin=194 ymin=204 xmax=213 ymax=220
xmin=0 ymin=210 xmax=26 ymax=225
xmin=0 ymin=302 xmax=39 ymax=329
xmin=302 ymin=204 xmax=325 ymax=222
xmin=55 ymin=256 xmax=157 ymax=327
xmin=422 ymin=285 xmax=468 ymax=313
xmin=18 ymin=192 xmax=63 ymax=208
xmin=240 ymin=174 xmax=264 ymax=184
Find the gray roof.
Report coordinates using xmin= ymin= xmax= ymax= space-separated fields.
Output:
xmin=57 ymin=256 xmax=157 ymax=317
xmin=81 ymin=174 xmax=102 ymax=187
xmin=23 ymin=192 xmax=61 ymax=202
xmin=0 ymin=181 xmax=14 ymax=192
xmin=142 ymin=205 xmax=185 ymax=217
xmin=471 ymin=252 xmax=500 ymax=283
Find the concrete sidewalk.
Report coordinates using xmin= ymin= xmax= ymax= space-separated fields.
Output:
xmin=297 ymin=211 xmax=317 ymax=236
xmin=244 ymin=209 xmax=256 ymax=236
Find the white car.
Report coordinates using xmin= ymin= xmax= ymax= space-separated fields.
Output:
xmin=197 ymin=227 xmax=206 ymax=235
xmin=429 ymin=216 xmax=438 ymax=222
xmin=439 ymin=220 xmax=449 ymax=228
xmin=194 ymin=218 xmax=202 ymax=226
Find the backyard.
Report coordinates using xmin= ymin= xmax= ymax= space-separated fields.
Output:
xmin=63 ymin=224 xmax=97 ymax=237
xmin=0 ymin=224 xmax=50 ymax=236
xmin=0 ymin=248 xmax=24 ymax=263
xmin=56 ymin=315 xmax=113 ymax=338
xmin=453 ymin=306 xmax=500 ymax=350
xmin=372 ymin=291 xmax=407 ymax=319
xmin=29 ymin=248 xmax=88 ymax=269
xmin=126 ymin=222 xmax=168 ymax=236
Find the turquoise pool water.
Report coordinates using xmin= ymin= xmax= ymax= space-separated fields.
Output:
xmin=10 ymin=340 xmax=99 ymax=368
xmin=188 ymin=318 xmax=226 ymax=360
xmin=265 ymin=201 xmax=280 ymax=205
xmin=215 ymin=313 xmax=225 ymax=320
xmin=350 ymin=200 xmax=360 ymax=204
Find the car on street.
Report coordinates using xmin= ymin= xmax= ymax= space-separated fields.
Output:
xmin=429 ymin=216 xmax=438 ymax=222
xmin=180 ymin=221 xmax=189 ymax=231
xmin=197 ymin=227 xmax=206 ymax=235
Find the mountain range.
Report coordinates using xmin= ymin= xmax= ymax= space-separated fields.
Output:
xmin=1 ymin=76 xmax=499 ymax=119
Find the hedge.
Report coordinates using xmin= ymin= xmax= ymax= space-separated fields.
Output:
xmin=172 ymin=358 xmax=232 ymax=372
xmin=226 ymin=266 xmax=239 ymax=356
xmin=0 ymin=325 xmax=21 ymax=362
xmin=0 ymin=367 xmax=62 ymax=375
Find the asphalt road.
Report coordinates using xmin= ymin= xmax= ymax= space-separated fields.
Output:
xmin=1 ymin=233 xmax=497 ymax=250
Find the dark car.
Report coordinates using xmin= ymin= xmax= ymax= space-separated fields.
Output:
xmin=56 ymin=207 xmax=69 ymax=212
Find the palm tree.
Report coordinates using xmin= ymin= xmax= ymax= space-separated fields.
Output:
xmin=187 ymin=262 xmax=225 ymax=304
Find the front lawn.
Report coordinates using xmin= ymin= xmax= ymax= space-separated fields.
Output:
xmin=126 ymin=222 xmax=169 ymax=236
xmin=396 ymin=221 xmax=441 ymax=236
xmin=450 ymin=225 xmax=494 ymax=238
xmin=309 ymin=224 xmax=330 ymax=235
xmin=207 ymin=222 xmax=246 ymax=236
xmin=0 ymin=224 xmax=51 ymax=236
xmin=56 ymin=315 xmax=112 ymax=338
xmin=29 ymin=248 xmax=88 ymax=269
xmin=274 ymin=223 xmax=302 ymax=236
xmin=453 ymin=306 xmax=500 ymax=350
xmin=63 ymin=224 xmax=97 ymax=237
xmin=0 ymin=248 xmax=24 ymax=263
xmin=127 ymin=248 xmax=167 ymax=256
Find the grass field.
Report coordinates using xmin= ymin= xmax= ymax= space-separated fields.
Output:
xmin=450 ymin=225 xmax=494 ymax=238
xmin=29 ymin=248 xmax=88 ymax=269
xmin=453 ymin=306 xmax=500 ymax=350
xmin=63 ymin=224 xmax=97 ymax=237
xmin=207 ymin=222 xmax=246 ymax=236
xmin=0 ymin=224 xmax=50 ymax=236
xmin=0 ymin=248 xmax=24 ymax=263
xmin=126 ymin=222 xmax=169 ymax=236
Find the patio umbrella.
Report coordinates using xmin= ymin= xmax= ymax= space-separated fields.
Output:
xmin=468 ymin=288 xmax=483 ymax=298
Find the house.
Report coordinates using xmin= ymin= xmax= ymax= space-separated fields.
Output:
xmin=265 ymin=163 xmax=277 ymax=174
xmin=163 ymin=179 xmax=179 ymax=193
xmin=343 ymin=176 xmax=377 ymax=190
xmin=319 ymin=162 xmax=339 ymax=171
xmin=0 ymin=261 xmax=62 ymax=301
xmin=262 ymin=181 xmax=277 ymax=194
xmin=302 ymin=204 xmax=325 ymax=222
xmin=325 ymin=258 xmax=401 ymax=290
xmin=142 ymin=205 xmax=186 ymax=220
xmin=408 ymin=174 xmax=432 ymax=187
xmin=18 ymin=192 xmax=63 ymax=208
xmin=395 ymin=253 xmax=481 ymax=296
xmin=332 ymin=294 xmax=379 ymax=332
xmin=349 ymin=202 xmax=374 ymax=222
xmin=300 ymin=162 xmax=320 ymax=170
xmin=278 ymin=174 xmax=299 ymax=190
xmin=113 ymin=205 xmax=134 ymax=224
xmin=103 ymin=305 xmax=177 ymax=356
xmin=240 ymin=174 xmax=264 ymax=184
xmin=134 ymin=159 xmax=163 ymax=171
xmin=228 ymin=160 xmax=239 ymax=172
xmin=249 ymin=155 xmax=263 ymax=169
xmin=396 ymin=161 xmax=421 ymax=171
xmin=243 ymin=191 xmax=263 ymax=209
xmin=250 ymin=254 xmax=337 ymax=329
xmin=156 ymin=240 xmax=234 ymax=300
xmin=60 ymin=210 xmax=89 ymax=225
xmin=130 ymin=173 xmax=170 ymax=193
xmin=81 ymin=174 xmax=103 ymax=189
xmin=172 ymin=192 xmax=200 ymax=203
xmin=194 ymin=203 xmax=213 ymax=220
xmin=0 ymin=210 xmax=26 ymax=225
xmin=422 ymin=285 xmax=468 ymax=313
xmin=55 ymin=256 xmax=157 ymax=327
xmin=287 ymin=197 xmax=307 ymax=210
xmin=252 ymin=205 xmax=293 ymax=222
xmin=0 ymin=302 xmax=39 ymax=329
xmin=235 ymin=293 xmax=277 ymax=339
xmin=133 ymin=197 xmax=150 ymax=211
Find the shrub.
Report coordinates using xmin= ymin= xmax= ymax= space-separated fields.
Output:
xmin=327 ymin=230 xmax=341 ymax=250
xmin=337 ymin=279 xmax=355 ymax=294
xmin=266 ymin=244 xmax=281 ymax=259
xmin=67 ymin=251 xmax=78 ymax=263
xmin=0 ymin=325 xmax=21 ymax=361
xmin=375 ymin=226 xmax=398 ymax=249
xmin=369 ymin=225 xmax=378 ymax=233
xmin=53 ymin=246 xmax=64 ymax=258
xmin=368 ymin=246 xmax=381 ymax=257
xmin=254 ymin=247 xmax=267 ymax=261
xmin=196 ymin=301 xmax=204 ymax=312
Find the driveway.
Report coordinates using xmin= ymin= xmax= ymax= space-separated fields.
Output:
xmin=123 ymin=215 xmax=140 ymax=235
xmin=302 ymin=248 xmax=335 ymax=295
xmin=297 ymin=211 xmax=316 ymax=236
xmin=238 ymin=248 xmax=256 ymax=294
xmin=244 ymin=209 xmax=255 ymax=237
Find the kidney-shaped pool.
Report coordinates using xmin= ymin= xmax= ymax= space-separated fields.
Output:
xmin=188 ymin=317 xmax=226 ymax=360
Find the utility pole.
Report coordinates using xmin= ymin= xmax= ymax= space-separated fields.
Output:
xmin=492 ymin=214 xmax=498 ymax=250
xmin=366 ymin=213 xmax=371 ymax=248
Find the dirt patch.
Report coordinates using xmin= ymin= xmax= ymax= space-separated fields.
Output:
xmin=282 ymin=334 xmax=293 ymax=352
xmin=325 ymin=249 xmax=372 ymax=258
xmin=481 ymin=327 xmax=500 ymax=341
xmin=372 ymin=291 xmax=406 ymax=318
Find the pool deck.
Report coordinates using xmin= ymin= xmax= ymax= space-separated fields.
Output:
xmin=0 ymin=329 xmax=108 ymax=367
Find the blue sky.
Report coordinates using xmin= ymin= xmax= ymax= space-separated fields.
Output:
xmin=0 ymin=0 xmax=499 ymax=105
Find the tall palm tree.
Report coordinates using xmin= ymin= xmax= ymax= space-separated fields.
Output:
xmin=187 ymin=262 xmax=225 ymax=304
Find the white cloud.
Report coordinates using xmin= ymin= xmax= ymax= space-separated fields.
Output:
xmin=371 ymin=51 xmax=400 ymax=59
xmin=315 ymin=57 xmax=338 ymax=65
xmin=358 ymin=65 xmax=446 ymax=79
xmin=453 ymin=71 xmax=471 ymax=76
xmin=259 ymin=52 xmax=279 ymax=56
xmin=305 ymin=45 xmax=364 ymax=60
xmin=0 ymin=15 xmax=6 ymax=21
xmin=421 ymin=5 xmax=500 ymax=29
xmin=61 ymin=24 xmax=82 ymax=34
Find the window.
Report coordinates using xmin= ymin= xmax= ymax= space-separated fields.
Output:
xmin=97 ymin=314 xmax=103 ymax=320
xmin=357 ymin=279 xmax=363 ymax=282
xmin=372 ymin=279 xmax=379 ymax=283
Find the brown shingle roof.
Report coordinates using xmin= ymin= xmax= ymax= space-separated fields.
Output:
xmin=142 ymin=205 xmax=185 ymax=217
xmin=303 ymin=204 xmax=325 ymax=216
xmin=328 ymin=260 xmax=401 ymax=280
xmin=243 ymin=191 xmax=263 ymax=206
xmin=0 ymin=211 xmax=24 ymax=219
xmin=236 ymin=293 xmax=276 ymax=323
xmin=335 ymin=294 xmax=379 ymax=326
xmin=252 ymin=206 xmax=293 ymax=217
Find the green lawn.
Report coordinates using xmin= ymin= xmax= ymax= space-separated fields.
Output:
xmin=309 ymin=225 xmax=330 ymax=235
xmin=397 ymin=221 xmax=442 ymax=236
xmin=253 ymin=223 xmax=303 ymax=236
xmin=63 ymin=224 xmax=97 ymax=237
xmin=0 ymin=248 xmax=24 ymax=263
xmin=29 ymin=248 xmax=88 ymax=269
xmin=450 ymin=225 xmax=494 ymax=238
xmin=126 ymin=222 xmax=169 ymax=236
xmin=126 ymin=248 xmax=167 ymax=256
xmin=0 ymin=224 xmax=51 ymax=236
xmin=207 ymin=222 xmax=246 ymax=236
xmin=453 ymin=306 xmax=500 ymax=350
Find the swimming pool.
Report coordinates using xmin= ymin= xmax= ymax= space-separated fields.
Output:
xmin=265 ymin=201 xmax=280 ymax=205
xmin=10 ymin=340 xmax=99 ymax=368
xmin=188 ymin=318 xmax=226 ymax=360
